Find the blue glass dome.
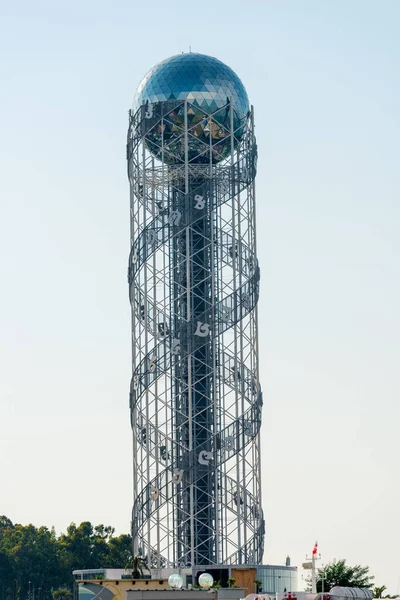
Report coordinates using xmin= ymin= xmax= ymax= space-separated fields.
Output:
xmin=134 ymin=53 xmax=249 ymax=120
xmin=133 ymin=53 xmax=249 ymax=164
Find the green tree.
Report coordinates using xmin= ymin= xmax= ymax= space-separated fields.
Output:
xmin=373 ymin=586 xmax=387 ymax=598
xmin=93 ymin=526 xmax=115 ymax=541
xmin=0 ymin=550 xmax=14 ymax=593
xmin=0 ymin=521 xmax=62 ymax=599
xmin=307 ymin=559 xmax=374 ymax=592
xmin=372 ymin=586 xmax=395 ymax=599
xmin=0 ymin=515 xmax=134 ymax=599
xmin=0 ymin=518 xmax=16 ymax=600
xmin=57 ymin=522 xmax=109 ymax=575
xmin=107 ymin=534 xmax=132 ymax=568
xmin=0 ymin=516 xmax=13 ymax=531
xmin=52 ymin=590 xmax=73 ymax=600
xmin=125 ymin=556 xmax=149 ymax=578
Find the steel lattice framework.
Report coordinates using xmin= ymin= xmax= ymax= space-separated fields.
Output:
xmin=127 ymin=97 xmax=264 ymax=569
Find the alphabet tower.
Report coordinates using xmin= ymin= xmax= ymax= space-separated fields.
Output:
xmin=127 ymin=53 xmax=264 ymax=569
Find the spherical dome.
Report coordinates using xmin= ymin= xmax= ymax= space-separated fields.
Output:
xmin=198 ymin=573 xmax=214 ymax=589
xmin=168 ymin=574 xmax=183 ymax=590
xmin=134 ymin=53 xmax=248 ymax=119
xmin=133 ymin=53 xmax=249 ymax=164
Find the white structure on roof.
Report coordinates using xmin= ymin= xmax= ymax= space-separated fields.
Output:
xmin=329 ymin=588 xmax=372 ymax=600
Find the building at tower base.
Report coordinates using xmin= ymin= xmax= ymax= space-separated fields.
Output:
xmin=73 ymin=563 xmax=297 ymax=600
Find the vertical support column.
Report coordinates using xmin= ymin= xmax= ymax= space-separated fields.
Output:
xmin=184 ymin=100 xmax=195 ymax=570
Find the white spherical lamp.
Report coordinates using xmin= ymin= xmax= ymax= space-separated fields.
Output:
xmin=168 ymin=574 xmax=183 ymax=589
xmin=198 ymin=573 xmax=214 ymax=589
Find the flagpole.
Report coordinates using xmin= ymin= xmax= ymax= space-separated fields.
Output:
xmin=312 ymin=550 xmax=316 ymax=594
xmin=305 ymin=542 xmax=319 ymax=594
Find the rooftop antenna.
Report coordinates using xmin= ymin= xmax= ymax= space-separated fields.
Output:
xmin=189 ymin=45 xmax=192 ymax=53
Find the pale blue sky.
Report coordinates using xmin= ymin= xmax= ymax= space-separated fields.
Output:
xmin=1 ymin=0 xmax=399 ymax=593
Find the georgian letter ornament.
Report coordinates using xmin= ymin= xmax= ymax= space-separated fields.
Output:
xmin=133 ymin=374 xmax=139 ymax=391
xmin=221 ymin=306 xmax=232 ymax=323
xmin=242 ymin=292 xmax=251 ymax=310
xmin=145 ymin=103 xmax=153 ymax=119
xmin=171 ymin=338 xmax=180 ymax=356
xmin=148 ymin=355 xmax=157 ymax=373
xmin=172 ymin=468 xmax=184 ymax=485
xmin=224 ymin=436 xmax=234 ymax=451
xmin=147 ymin=230 xmax=156 ymax=248
xmin=198 ymin=450 xmax=213 ymax=465
xmin=194 ymin=322 xmax=210 ymax=337
xmin=194 ymin=195 xmax=205 ymax=210
xmin=168 ymin=210 xmax=182 ymax=226
xmin=220 ymin=180 xmax=229 ymax=195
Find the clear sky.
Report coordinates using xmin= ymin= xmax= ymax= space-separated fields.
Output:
xmin=1 ymin=0 xmax=399 ymax=593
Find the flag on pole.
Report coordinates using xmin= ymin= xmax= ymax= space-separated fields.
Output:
xmin=312 ymin=541 xmax=318 ymax=555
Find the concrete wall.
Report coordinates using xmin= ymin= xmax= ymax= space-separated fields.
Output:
xmin=78 ymin=577 xmax=171 ymax=600
xmin=127 ymin=593 xmax=213 ymax=600
xmin=126 ymin=591 xmax=245 ymax=600
xmin=78 ymin=581 xmax=245 ymax=600
xmin=78 ymin=579 xmax=171 ymax=592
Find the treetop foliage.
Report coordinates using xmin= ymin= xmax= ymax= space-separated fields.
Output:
xmin=307 ymin=559 xmax=374 ymax=593
xmin=0 ymin=516 xmax=132 ymax=600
